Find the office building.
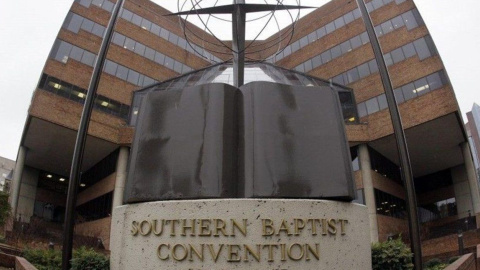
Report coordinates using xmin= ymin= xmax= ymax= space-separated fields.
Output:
xmin=8 ymin=0 xmax=479 ymax=257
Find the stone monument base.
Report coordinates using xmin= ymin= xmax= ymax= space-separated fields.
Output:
xmin=111 ymin=199 xmax=371 ymax=270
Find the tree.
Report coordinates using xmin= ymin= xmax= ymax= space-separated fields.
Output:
xmin=0 ymin=191 xmax=11 ymax=227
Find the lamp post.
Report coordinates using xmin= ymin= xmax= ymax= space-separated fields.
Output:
xmin=61 ymin=0 xmax=125 ymax=269
xmin=355 ymin=0 xmax=423 ymax=269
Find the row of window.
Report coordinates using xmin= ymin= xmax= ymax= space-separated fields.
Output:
xmin=39 ymin=73 xmax=130 ymax=120
xmin=50 ymin=39 xmax=157 ymax=87
xmin=75 ymin=0 xmax=115 ymax=13
xmin=75 ymin=0 xmax=220 ymax=64
xmin=63 ymin=12 xmax=193 ymax=75
xmin=119 ymin=8 xmax=221 ymax=63
xmin=269 ymin=0 xmax=407 ymax=62
xmin=63 ymin=12 xmax=106 ymax=38
xmin=375 ymin=189 xmax=407 ymax=219
xmin=294 ymin=32 xmax=370 ymax=73
xmin=375 ymin=9 xmax=423 ymax=37
xmin=330 ymin=34 xmax=435 ymax=87
xmin=294 ymin=9 xmax=424 ymax=74
xmin=384 ymin=36 xmax=435 ymax=66
xmin=357 ymin=70 xmax=447 ymax=118
xmin=111 ymin=32 xmax=193 ymax=74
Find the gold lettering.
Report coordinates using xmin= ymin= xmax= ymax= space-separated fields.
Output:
xmin=294 ymin=218 xmax=305 ymax=235
xmin=280 ymin=243 xmax=287 ymax=261
xmin=214 ymin=219 xmax=229 ymax=237
xmin=244 ymin=244 xmax=261 ymax=262
xmin=262 ymin=244 xmax=278 ymax=262
xmin=321 ymin=219 xmax=328 ymax=235
xmin=308 ymin=219 xmax=317 ymax=236
xmin=328 ymin=219 xmax=337 ymax=235
xmin=227 ymin=244 xmax=241 ymax=262
xmin=287 ymin=243 xmax=304 ymax=261
xmin=262 ymin=219 xmax=274 ymax=236
xmin=199 ymin=219 xmax=212 ymax=236
xmin=232 ymin=219 xmax=248 ymax=237
xmin=172 ymin=244 xmax=188 ymax=261
xmin=339 ymin=219 xmax=349 ymax=235
xmin=157 ymin=244 xmax=170 ymax=260
xmin=207 ymin=244 xmax=223 ymax=262
xmin=131 ymin=221 xmax=139 ymax=236
xmin=152 ymin=219 xmax=164 ymax=236
xmin=188 ymin=244 xmax=204 ymax=262
xmin=276 ymin=219 xmax=292 ymax=236
xmin=139 ymin=220 xmax=152 ymax=236
xmin=169 ymin=220 xmax=179 ymax=236
xmin=305 ymin=244 xmax=320 ymax=261
xmin=181 ymin=219 xmax=196 ymax=236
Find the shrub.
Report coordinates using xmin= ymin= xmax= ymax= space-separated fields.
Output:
xmin=372 ymin=237 xmax=414 ymax=270
xmin=71 ymin=246 xmax=109 ymax=270
xmin=424 ymin=258 xmax=448 ymax=270
xmin=0 ymin=191 xmax=11 ymax=227
xmin=23 ymin=248 xmax=61 ymax=270
xmin=23 ymin=246 xmax=109 ymax=270
xmin=425 ymin=258 xmax=442 ymax=268
xmin=448 ymin=256 xmax=460 ymax=264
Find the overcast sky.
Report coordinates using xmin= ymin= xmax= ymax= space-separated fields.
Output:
xmin=0 ymin=0 xmax=479 ymax=161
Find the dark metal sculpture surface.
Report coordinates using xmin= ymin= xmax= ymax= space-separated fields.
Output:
xmin=125 ymin=82 xmax=355 ymax=203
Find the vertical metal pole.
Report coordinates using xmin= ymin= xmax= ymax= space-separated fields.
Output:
xmin=355 ymin=0 xmax=423 ymax=269
xmin=61 ymin=0 xmax=124 ymax=269
xmin=232 ymin=0 xmax=245 ymax=87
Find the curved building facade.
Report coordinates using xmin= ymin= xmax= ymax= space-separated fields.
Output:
xmin=9 ymin=0 xmax=479 ymax=257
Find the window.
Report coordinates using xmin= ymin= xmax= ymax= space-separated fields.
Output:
xmin=391 ymin=47 xmax=405 ymax=63
xmin=377 ymin=94 xmax=388 ymax=110
xmin=132 ymin=14 xmax=142 ymax=26
xmin=299 ymin=36 xmax=309 ymax=48
xmin=124 ymin=37 xmax=135 ymax=51
xmin=151 ymin=23 xmax=161 ymax=36
xmin=81 ymin=51 xmax=95 ymax=66
xmin=340 ymin=40 xmax=352 ymax=53
xmin=121 ymin=9 xmax=134 ymax=21
xmin=316 ymin=27 xmax=326 ymax=39
xmin=402 ymin=43 xmax=416 ymax=58
xmin=66 ymin=13 xmax=82 ymax=33
xmin=80 ymin=19 xmax=94 ymax=32
xmin=413 ymin=38 xmax=432 ymax=60
xmin=366 ymin=98 xmax=380 ymax=114
xmin=331 ymin=45 xmax=342 ymax=59
xmin=141 ymin=18 xmax=152 ymax=31
xmin=402 ymin=11 xmax=418 ymax=30
xmin=334 ymin=17 xmax=345 ymax=29
xmin=414 ymin=78 xmax=429 ymax=96
xmin=357 ymin=103 xmax=367 ymax=118
xmin=401 ymin=83 xmax=417 ymax=100
xmin=70 ymin=46 xmax=84 ymax=62
xmin=104 ymin=60 xmax=117 ymax=75
xmin=154 ymin=52 xmax=165 ymax=65
xmin=116 ymin=65 xmax=128 ymax=80
xmin=134 ymin=42 xmax=146 ymax=56
xmin=350 ymin=36 xmax=362 ymax=49
xmin=127 ymin=70 xmax=140 ymax=85
xmin=325 ymin=22 xmax=335 ymax=34
xmin=144 ymin=47 xmax=155 ymax=61
xmin=92 ymin=24 xmax=105 ymax=37
xmin=321 ymin=51 xmax=332 ymax=63
xmin=358 ymin=62 xmax=370 ymax=78
xmin=394 ymin=88 xmax=404 ymax=103
xmin=112 ymin=33 xmax=125 ymax=46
